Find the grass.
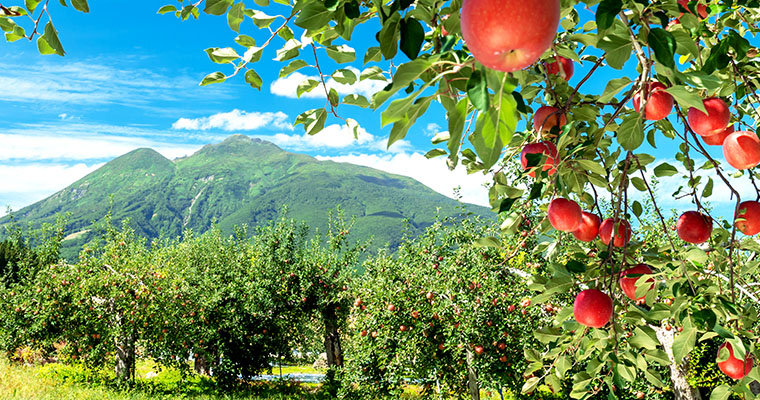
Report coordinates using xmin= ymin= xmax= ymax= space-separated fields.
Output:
xmin=0 ymin=358 xmax=520 ymax=400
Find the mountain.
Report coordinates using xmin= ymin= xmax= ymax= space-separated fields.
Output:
xmin=2 ymin=135 xmax=493 ymax=259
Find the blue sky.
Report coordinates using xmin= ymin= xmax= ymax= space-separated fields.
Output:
xmin=0 ymin=1 xmax=752 ymax=222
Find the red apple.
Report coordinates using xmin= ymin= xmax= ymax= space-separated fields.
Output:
xmin=497 ymin=342 xmax=507 ymax=350
xmin=460 ymin=0 xmax=560 ymax=72
xmin=599 ymin=218 xmax=632 ymax=247
xmin=360 ymin=330 xmax=367 ymax=337
xmin=687 ymin=98 xmax=730 ymax=137
xmin=619 ymin=264 xmax=654 ymax=301
xmin=736 ymin=201 xmax=760 ymax=235
xmin=572 ymin=212 xmax=601 ymax=242
xmin=507 ymin=305 xmax=515 ymax=312
xmin=388 ymin=304 xmax=396 ymax=312
xmin=499 ymin=355 xmax=508 ymax=362
xmin=717 ymin=342 xmax=753 ymax=380
xmin=548 ymin=198 xmax=582 ymax=232
xmin=676 ymin=211 xmax=712 ymax=244
xmin=474 ymin=345 xmax=485 ymax=355
xmin=400 ymin=325 xmax=408 ymax=332
xmin=678 ymin=0 xmax=708 ymax=18
xmin=573 ymin=289 xmax=613 ymax=328
xmin=533 ymin=106 xmax=567 ymax=137
xmin=411 ymin=310 xmax=420 ymax=319
xmin=632 ymin=82 xmax=673 ymax=121
xmin=546 ymin=56 xmax=574 ymax=80
xmin=701 ymin=125 xmax=733 ymax=146
xmin=723 ymin=130 xmax=760 ymax=170
xmin=520 ymin=141 xmax=558 ymax=177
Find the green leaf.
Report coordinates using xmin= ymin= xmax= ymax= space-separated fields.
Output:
xmin=205 ymin=47 xmax=239 ymax=64
xmin=364 ymin=47 xmax=381 ymax=64
xmin=709 ymin=385 xmax=731 ymax=400
xmin=598 ymin=77 xmax=632 ymax=103
xmin=372 ymin=56 xmax=436 ymax=108
xmin=399 ymin=17 xmax=424 ymax=60
xmin=280 ymin=59 xmax=309 ymax=78
xmin=378 ymin=13 xmax=400 ymax=60
xmin=157 ymin=4 xmax=177 ymax=14
xmin=597 ymin=25 xmax=632 ymax=69
xmin=326 ymin=45 xmax=356 ymax=64
xmin=424 ymin=149 xmax=447 ymax=159
xmin=36 ymin=22 xmax=64 ymax=56
xmin=387 ymin=97 xmax=432 ymax=148
xmin=630 ymin=326 xmax=660 ymax=350
xmin=253 ymin=0 xmax=268 ymax=6
xmin=200 ymin=72 xmax=226 ymax=86
xmin=275 ymin=39 xmax=301 ymax=61
xmin=332 ymin=68 xmax=357 ymax=85
xmin=446 ymin=98 xmax=468 ymax=168
xmin=297 ymin=79 xmax=320 ymax=97
xmin=234 ymin=35 xmax=256 ymax=47
xmin=521 ymin=377 xmax=541 ymax=394
xmin=575 ymin=160 xmax=607 ymax=176
xmin=596 ymin=0 xmax=622 ymax=31
xmin=25 ymin=0 xmax=42 ymax=14
xmin=227 ymin=2 xmax=244 ymax=32
xmin=343 ymin=94 xmax=370 ymax=108
xmin=203 ymin=0 xmax=232 ymax=15
xmin=702 ymin=177 xmax=713 ymax=197
xmin=648 ymin=28 xmax=677 ymax=69
xmin=251 ymin=10 xmax=276 ymax=28
xmin=466 ymin=70 xmax=489 ymax=112
xmin=654 ymin=162 xmax=678 ymax=177
xmin=672 ymin=323 xmax=697 ymax=363
xmin=475 ymin=236 xmax=500 ymax=248
xmin=618 ymin=114 xmax=644 ymax=151
xmin=665 ymin=85 xmax=707 ymax=114
xmin=469 ymin=120 xmax=503 ymax=170
xmin=71 ymin=0 xmax=88 ymax=12
xmin=295 ymin=108 xmax=328 ymax=135
xmin=244 ymin=69 xmax=262 ymax=90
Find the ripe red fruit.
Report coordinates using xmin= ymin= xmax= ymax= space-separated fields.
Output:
xmin=438 ymin=343 xmax=445 ymax=350
xmin=387 ymin=304 xmax=396 ymax=312
xmin=701 ymin=125 xmax=733 ymax=146
xmin=736 ymin=201 xmax=760 ymax=235
xmin=460 ymin=0 xmax=560 ymax=72
xmin=411 ymin=311 xmax=420 ymax=319
xmin=573 ymin=289 xmax=613 ymax=328
xmin=520 ymin=141 xmax=558 ymax=178
xmin=371 ymin=331 xmax=378 ymax=338
xmin=499 ymin=355 xmax=508 ymax=362
xmin=360 ymin=330 xmax=367 ymax=337
xmin=723 ymin=130 xmax=760 ymax=170
xmin=599 ymin=218 xmax=631 ymax=247
xmin=547 ymin=198 xmax=582 ymax=232
xmin=676 ymin=211 xmax=712 ymax=244
xmin=717 ymin=342 xmax=754 ymax=380
xmin=572 ymin=212 xmax=601 ymax=242
xmin=474 ymin=345 xmax=484 ymax=355
xmin=632 ymin=82 xmax=674 ymax=121
xmin=619 ymin=264 xmax=654 ymax=301
xmin=507 ymin=305 xmax=515 ymax=312
xmin=546 ymin=56 xmax=574 ymax=80
xmin=678 ymin=0 xmax=708 ymax=18
xmin=533 ymin=106 xmax=567 ymax=137
xmin=400 ymin=325 xmax=408 ymax=332
xmin=687 ymin=98 xmax=730 ymax=137
xmin=497 ymin=342 xmax=506 ymax=350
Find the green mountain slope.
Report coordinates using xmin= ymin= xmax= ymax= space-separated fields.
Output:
xmin=2 ymin=135 xmax=493 ymax=258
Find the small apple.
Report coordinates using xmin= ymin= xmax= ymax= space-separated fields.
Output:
xmin=678 ymin=0 xmax=708 ymax=18
xmin=632 ymin=82 xmax=673 ymax=121
xmin=388 ymin=304 xmax=396 ymax=312
xmin=599 ymin=218 xmax=631 ymax=247
xmin=533 ymin=106 xmax=567 ymax=137
xmin=717 ymin=342 xmax=754 ymax=380
xmin=499 ymin=355 xmax=508 ymax=362
xmin=411 ymin=311 xmax=420 ymax=319
xmin=619 ymin=264 xmax=654 ymax=301
xmin=573 ymin=289 xmax=613 ymax=328
xmin=460 ymin=0 xmax=560 ymax=72
xmin=474 ymin=345 xmax=484 ymax=355
xmin=360 ymin=330 xmax=367 ymax=337
xmin=572 ymin=211 xmax=601 ymax=242
xmin=687 ymin=98 xmax=730 ymax=137
xmin=676 ymin=211 xmax=712 ymax=244
xmin=547 ymin=198 xmax=582 ymax=232
xmin=736 ymin=200 xmax=760 ymax=235
xmin=546 ymin=56 xmax=574 ymax=81
xmin=723 ymin=130 xmax=760 ymax=170
xmin=520 ymin=141 xmax=558 ymax=177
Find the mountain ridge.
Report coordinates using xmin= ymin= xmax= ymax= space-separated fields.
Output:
xmin=2 ymin=135 xmax=493 ymax=259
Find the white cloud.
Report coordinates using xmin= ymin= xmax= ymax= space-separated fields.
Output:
xmin=0 ymin=132 xmax=202 ymax=162
xmin=0 ymin=163 xmax=104 ymax=216
xmin=270 ymin=70 xmax=387 ymax=99
xmin=262 ymin=123 xmax=411 ymax=153
xmin=316 ymin=152 xmax=491 ymax=207
xmin=424 ymin=123 xmax=443 ymax=137
xmin=172 ymin=110 xmax=293 ymax=131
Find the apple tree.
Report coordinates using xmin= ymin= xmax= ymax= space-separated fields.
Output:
xmin=6 ymin=0 xmax=760 ymax=397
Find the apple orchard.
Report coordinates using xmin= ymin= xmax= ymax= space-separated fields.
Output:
xmin=5 ymin=0 xmax=760 ymax=398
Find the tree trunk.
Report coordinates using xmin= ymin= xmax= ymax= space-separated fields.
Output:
xmin=114 ymin=331 xmax=135 ymax=383
xmin=466 ymin=349 xmax=480 ymax=400
xmin=194 ymin=355 xmax=208 ymax=375
xmin=652 ymin=325 xmax=701 ymax=400
xmin=323 ymin=305 xmax=343 ymax=368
